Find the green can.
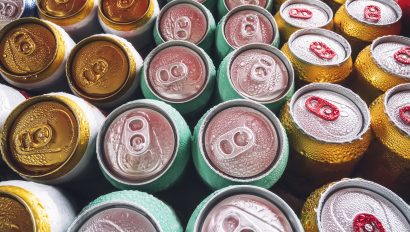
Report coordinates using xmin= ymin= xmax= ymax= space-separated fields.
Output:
xmin=140 ymin=41 xmax=216 ymax=116
xmin=217 ymin=43 xmax=295 ymax=112
xmin=96 ymin=99 xmax=191 ymax=192
xmin=192 ymin=99 xmax=289 ymax=190
xmin=167 ymin=0 xmax=217 ymax=13
xmin=217 ymin=0 xmax=274 ymax=19
xmin=68 ymin=190 xmax=182 ymax=232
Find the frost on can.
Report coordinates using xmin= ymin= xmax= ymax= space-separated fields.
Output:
xmin=0 ymin=84 xmax=26 ymax=129
xmin=67 ymin=34 xmax=143 ymax=108
xmin=0 ymin=18 xmax=75 ymax=92
xmin=0 ymin=0 xmax=37 ymax=30
xmin=217 ymin=0 xmax=273 ymax=19
xmin=281 ymin=28 xmax=352 ymax=84
xmin=322 ymin=0 xmax=346 ymax=13
xmin=0 ymin=92 xmax=105 ymax=184
xmin=0 ymin=180 xmax=75 ymax=232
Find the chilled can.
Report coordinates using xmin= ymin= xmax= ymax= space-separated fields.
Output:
xmin=275 ymin=0 xmax=334 ymax=43
xmin=0 ymin=0 xmax=36 ymax=30
xmin=186 ymin=185 xmax=304 ymax=232
xmin=349 ymin=35 xmax=410 ymax=104
xmin=154 ymin=0 xmax=215 ymax=52
xmin=215 ymin=5 xmax=280 ymax=62
xmin=0 ymin=180 xmax=75 ymax=232
xmin=217 ymin=0 xmax=274 ymax=19
xmin=300 ymin=178 xmax=410 ymax=232
xmin=168 ymin=0 xmax=216 ymax=13
xmin=140 ymin=40 xmax=216 ymax=115
xmin=68 ymin=190 xmax=182 ymax=232
xmin=322 ymin=0 xmax=346 ymax=13
xmin=281 ymin=28 xmax=352 ymax=84
xmin=0 ymin=92 xmax=105 ymax=184
xmin=217 ymin=43 xmax=295 ymax=112
xmin=280 ymin=83 xmax=372 ymax=195
xmin=0 ymin=84 xmax=27 ymax=129
xmin=334 ymin=0 xmax=402 ymax=58
xmin=67 ymin=34 xmax=143 ymax=108
xmin=0 ymin=17 xmax=75 ymax=92
xmin=193 ymin=99 xmax=289 ymax=190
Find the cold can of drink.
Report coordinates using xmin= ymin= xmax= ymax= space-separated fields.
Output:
xmin=0 ymin=84 xmax=27 ymax=129
xmin=217 ymin=0 xmax=274 ymax=19
xmin=168 ymin=0 xmax=216 ymax=13
xmin=0 ymin=0 xmax=37 ymax=30
xmin=322 ymin=0 xmax=346 ymax=13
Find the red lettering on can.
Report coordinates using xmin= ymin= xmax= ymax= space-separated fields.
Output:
xmin=394 ymin=47 xmax=410 ymax=65
xmin=305 ymin=96 xmax=340 ymax=121
xmin=288 ymin=8 xmax=313 ymax=19
xmin=400 ymin=106 xmax=410 ymax=125
xmin=309 ymin=41 xmax=336 ymax=60
xmin=353 ymin=213 xmax=385 ymax=232
xmin=364 ymin=5 xmax=381 ymax=22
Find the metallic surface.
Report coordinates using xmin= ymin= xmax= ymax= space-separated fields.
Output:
xmin=101 ymin=0 xmax=149 ymax=23
xmin=225 ymin=0 xmax=267 ymax=10
xmin=38 ymin=0 xmax=87 ymax=18
xmin=0 ymin=193 xmax=34 ymax=232
xmin=0 ymin=0 xmax=24 ymax=21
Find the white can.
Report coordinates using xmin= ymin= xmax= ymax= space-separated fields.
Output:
xmin=0 ymin=84 xmax=26 ymax=129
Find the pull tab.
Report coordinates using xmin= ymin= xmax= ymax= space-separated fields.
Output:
xmin=310 ymin=41 xmax=336 ymax=60
xmin=117 ymin=0 xmax=135 ymax=8
xmin=364 ymin=5 xmax=381 ymax=22
xmin=305 ymin=96 xmax=340 ymax=121
xmin=250 ymin=56 xmax=275 ymax=82
xmin=0 ymin=2 xmax=17 ymax=17
xmin=11 ymin=30 xmax=36 ymax=56
xmin=81 ymin=58 xmax=109 ymax=86
xmin=124 ymin=116 xmax=151 ymax=156
xmin=173 ymin=16 xmax=192 ymax=40
xmin=289 ymin=8 xmax=313 ymax=19
xmin=394 ymin=47 xmax=410 ymax=65
xmin=155 ymin=62 xmax=188 ymax=87
xmin=241 ymin=14 xmax=261 ymax=37
xmin=353 ymin=213 xmax=385 ymax=232
xmin=399 ymin=106 xmax=410 ymax=125
xmin=214 ymin=127 xmax=255 ymax=160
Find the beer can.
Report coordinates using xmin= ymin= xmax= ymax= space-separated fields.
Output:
xmin=280 ymin=83 xmax=372 ymax=192
xmin=0 ymin=17 xmax=75 ymax=92
xmin=186 ymin=185 xmax=304 ymax=232
xmin=0 ymin=92 xmax=105 ymax=184
xmin=322 ymin=0 xmax=346 ymax=13
xmin=0 ymin=180 xmax=75 ymax=232
xmin=98 ymin=0 xmax=160 ymax=50
xmin=300 ymin=178 xmax=410 ymax=232
xmin=215 ymin=5 xmax=280 ymax=62
xmin=0 ymin=0 xmax=37 ymax=30
xmin=217 ymin=43 xmax=295 ymax=112
xmin=68 ymin=190 xmax=182 ymax=232
xmin=168 ymin=0 xmax=216 ymax=13
xmin=274 ymin=0 xmax=334 ymax=43
xmin=192 ymin=99 xmax=289 ymax=190
xmin=334 ymin=0 xmax=402 ymax=58
xmin=96 ymin=99 xmax=191 ymax=192
xmin=0 ymin=84 xmax=26 ymax=129
xmin=349 ymin=35 xmax=410 ymax=104
xmin=217 ymin=0 xmax=274 ymax=19
xmin=154 ymin=0 xmax=216 ymax=52
xmin=66 ymin=34 xmax=143 ymax=109
xmin=140 ymin=41 xmax=216 ymax=116
xmin=281 ymin=28 xmax=352 ymax=84
xmin=37 ymin=0 xmax=102 ymax=42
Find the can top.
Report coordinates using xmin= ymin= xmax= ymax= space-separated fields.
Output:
xmin=290 ymin=83 xmax=370 ymax=143
xmin=345 ymin=0 xmax=402 ymax=26
xmin=384 ymin=83 xmax=410 ymax=137
xmin=224 ymin=0 xmax=268 ymax=11
xmin=0 ymin=0 xmax=25 ymax=21
xmin=100 ymin=0 xmax=150 ymax=23
xmin=0 ymin=192 xmax=35 ymax=232
xmin=317 ymin=179 xmax=410 ymax=232
xmin=37 ymin=0 xmax=88 ymax=18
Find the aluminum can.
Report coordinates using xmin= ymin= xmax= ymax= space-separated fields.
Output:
xmin=68 ymin=190 xmax=182 ymax=232
xmin=334 ymin=0 xmax=402 ymax=58
xmin=215 ymin=5 xmax=280 ymax=62
xmin=217 ymin=43 xmax=295 ymax=112
xmin=37 ymin=0 xmax=102 ymax=42
xmin=168 ymin=0 xmax=216 ymax=13
xmin=217 ymin=0 xmax=274 ymax=19
xmin=275 ymin=0 xmax=334 ymax=43
xmin=154 ymin=0 xmax=215 ymax=52
xmin=0 ymin=17 xmax=75 ymax=92
xmin=66 ymin=34 xmax=143 ymax=108
xmin=322 ymin=0 xmax=346 ymax=13
xmin=281 ymin=28 xmax=352 ymax=84
xmin=280 ymin=83 xmax=372 ymax=194
xmin=398 ymin=0 xmax=410 ymax=36
xmin=186 ymin=185 xmax=304 ymax=232
xmin=0 ymin=0 xmax=37 ymax=30
xmin=0 ymin=180 xmax=75 ymax=232
xmin=140 ymin=41 xmax=216 ymax=116
xmin=349 ymin=35 xmax=410 ymax=104
xmin=273 ymin=0 xmax=286 ymax=12
xmin=98 ymin=0 xmax=160 ymax=50
xmin=192 ymin=99 xmax=289 ymax=190
xmin=0 ymin=84 xmax=27 ymax=129
xmin=0 ymin=92 xmax=105 ymax=184
xmin=300 ymin=178 xmax=410 ymax=232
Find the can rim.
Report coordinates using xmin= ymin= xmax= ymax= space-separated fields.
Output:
xmin=344 ymin=0 xmax=403 ymax=26
xmin=193 ymin=185 xmax=304 ymax=231
xmin=97 ymin=0 xmax=152 ymax=25
xmin=36 ymin=0 xmax=92 ymax=19
xmin=289 ymin=83 xmax=371 ymax=144
xmin=383 ymin=83 xmax=410 ymax=137
xmin=0 ymin=191 xmax=37 ymax=232
xmin=197 ymin=99 xmax=288 ymax=182
xmin=3 ymin=0 xmax=26 ymax=20
xmin=316 ymin=178 xmax=410 ymax=231
xmin=222 ymin=0 xmax=269 ymax=11
xmin=226 ymin=43 xmax=295 ymax=104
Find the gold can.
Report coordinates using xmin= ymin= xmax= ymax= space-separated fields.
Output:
xmin=322 ymin=0 xmax=346 ymax=13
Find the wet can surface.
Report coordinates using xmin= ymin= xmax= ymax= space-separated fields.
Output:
xmin=192 ymin=99 xmax=289 ymax=190
xmin=0 ymin=84 xmax=26 ymax=129
xmin=0 ymin=0 xmax=37 ymax=30
xmin=0 ymin=92 xmax=105 ymax=184
xmin=322 ymin=0 xmax=346 ymax=13
xmin=0 ymin=180 xmax=75 ymax=232
xmin=167 ymin=0 xmax=216 ymax=13
xmin=300 ymin=178 xmax=410 ymax=232
xmin=66 ymin=34 xmax=143 ymax=108
xmin=217 ymin=0 xmax=273 ymax=19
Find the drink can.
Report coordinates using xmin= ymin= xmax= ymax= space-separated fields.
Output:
xmin=217 ymin=0 xmax=274 ymax=19
xmin=193 ymin=99 xmax=289 ymax=190
xmin=398 ymin=0 xmax=410 ymax=36
xmin=96 ymin=99 xmax=191 ymax=192
xmin=0 ymin=17 xmax=75 ymax=92
xmin=168 ymin=0 xmax=216 ymax=13
xmin=0 ymin=0 xmax=37 ymax=30
xmin=0 ymin=92 xmax=105 ymax=184
xmin=281 ymin=28 xmax=352 ymax=84
xmin=68 ymin=190 xmax=183 ymax=232
xmin=37 ymin=0 xmax=102 ymax=42
xmin=217 ymin=43 xmax=295 ymax=112
xmin=154 ymin=0 xmax=216 ymax=52
xmin=66 ymin=34 xmax=143 ymax=109
xmin=300 ymin=178 xmax=410 ymax=232
xmin=334 ymin=0 xmax=402 ymax=57
xmin=0 ymin=180 xmax=75 ymax=232
xmin=140 ymin=41 xmax=216 ymax=115
xmin=275 ymin=0 xmax=334 ymax=43
xmin=186 ymin=185 xmax=304 ymax=232
xmin=273 ymin=0 xmax=286 ymax=12
xmin=98 ymin=0 xmax=160 ymax=50
xmin=322 ymin=0 xmax=346 ymax=13
xmin=0 ymin=84 xmax=27 ymax=129
xmin=215 ymin=5 xmax=280 ymax=62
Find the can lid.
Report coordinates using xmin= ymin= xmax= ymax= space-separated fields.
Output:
xmin=345 ymin=0 xmax=402 ymax=26
xmin=0 ymin=192 xmax=35 ymax=232
xmin=100 ymin=0 xmax=150 ymax=23
xmin=0 ymin=0 xmax=25 ymax=21
xmin=384 ymin=83 xmax=410 ymax=136
xmin=37 ymin=0 xmax=88 ymax=18
xmin=224 ymin=0 xmax=268 ymax=11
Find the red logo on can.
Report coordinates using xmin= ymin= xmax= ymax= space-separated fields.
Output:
xmin=364 ymin=5 xmax=381 ymax=22
xmin=353 ymin=213 xmax=385 ymax=232
xmin=400 ymin=106 xmax=410 ymax=125
xmin=309 ymin=41 xmax=336 ymax=60
xmin=288 ymin=8 xmax=313 ymax=19
xmin=394 ymin=47 xmax=410 ymax=65
xmin=305 ymin=96 xmax=340 ymax=121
